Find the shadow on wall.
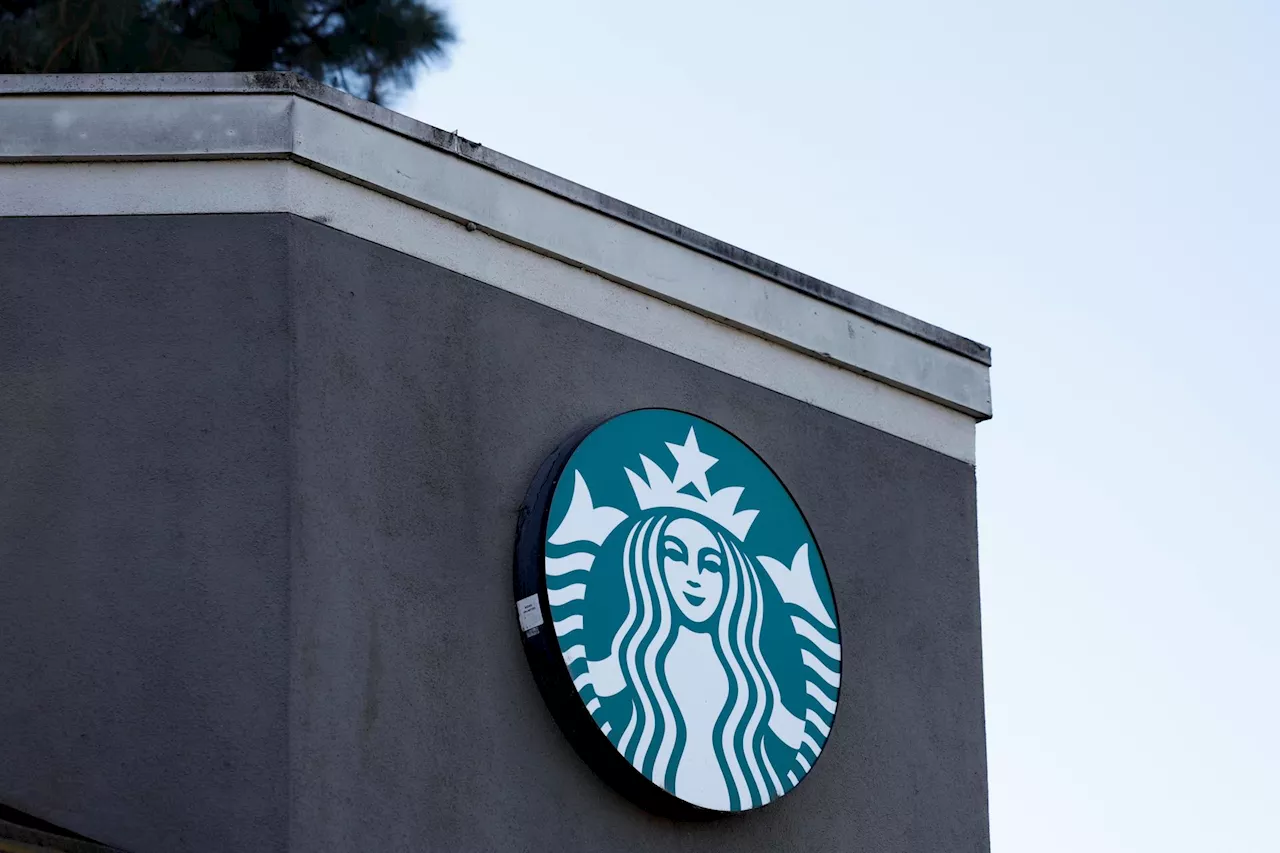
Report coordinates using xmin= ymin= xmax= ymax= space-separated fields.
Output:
xmin=0 ymin=805 xmax=129 ymax=853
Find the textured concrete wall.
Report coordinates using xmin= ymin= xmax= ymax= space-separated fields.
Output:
xmin=0 ymin=216 xmax=292 ymax=853
xmin=0 ymin=214 xmax=988 ymax=853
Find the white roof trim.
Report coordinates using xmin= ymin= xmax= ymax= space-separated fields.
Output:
xmin=0 ymin=159 xmax=978 ymax=462
xmin=0 ymin=74 xmax=990 ymax=362
xmin=0 ymin=76 xmax=993 ymax=458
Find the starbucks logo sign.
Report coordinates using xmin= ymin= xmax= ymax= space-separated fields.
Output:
xmin=514 ymin=409 xmax=842 ymax=816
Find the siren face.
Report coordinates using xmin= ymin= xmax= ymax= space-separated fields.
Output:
xmin=660 ymin=518 xmax=724 ymax=625
xmin=518 ymin=409 xmax=843 ymax=815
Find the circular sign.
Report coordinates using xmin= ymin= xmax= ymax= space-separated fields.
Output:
xmin=514 ymin=409 xmax=842 ymax=817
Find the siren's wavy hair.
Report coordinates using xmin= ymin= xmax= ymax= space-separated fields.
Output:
xmin=611 ymin=511 xmax=787 ymax=809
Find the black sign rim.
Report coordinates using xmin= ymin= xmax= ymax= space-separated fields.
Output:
xmin=512 ymin=408 xmax=843 ymax=819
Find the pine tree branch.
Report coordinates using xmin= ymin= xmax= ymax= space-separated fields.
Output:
xmin=42 ymin=0 xmax=96 ymax=71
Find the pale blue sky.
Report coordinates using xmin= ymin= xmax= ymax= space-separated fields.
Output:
xmin=403 ymin=2 xmax=1279 ymax=849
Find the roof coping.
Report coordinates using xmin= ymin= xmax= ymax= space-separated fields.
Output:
xmin=0 ymin=72 xmax=990 ymax=366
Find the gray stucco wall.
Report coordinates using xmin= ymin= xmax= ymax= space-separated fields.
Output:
xmin=0 ymin=215 xmax=292 ymax=852
xmin=0 ymin=214 xmax=988 ymax=852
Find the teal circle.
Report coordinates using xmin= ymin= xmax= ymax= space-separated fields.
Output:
xmin=543 ymin=409 xmax=841 ymax=811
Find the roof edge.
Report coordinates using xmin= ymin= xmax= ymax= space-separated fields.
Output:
xmin=0 ymin=72 xmax=991 ymax=366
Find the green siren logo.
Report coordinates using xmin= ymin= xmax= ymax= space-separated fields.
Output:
xmin=515 ymin=409 xmax=841 ymax=815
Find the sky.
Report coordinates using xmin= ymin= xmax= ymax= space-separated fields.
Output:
xmin=402 ymin=2 xmax=1279 ymax=850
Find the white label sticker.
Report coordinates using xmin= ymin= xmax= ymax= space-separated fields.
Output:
xmin=516 ymin=594 xmax=544 ymax=632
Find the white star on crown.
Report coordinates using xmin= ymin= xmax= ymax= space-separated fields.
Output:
xmin=625 ymin=427 xmax=759 ymax=540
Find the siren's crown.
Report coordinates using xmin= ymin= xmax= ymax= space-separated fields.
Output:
xmin=625 ymin=427 xmax=759 ymax=540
